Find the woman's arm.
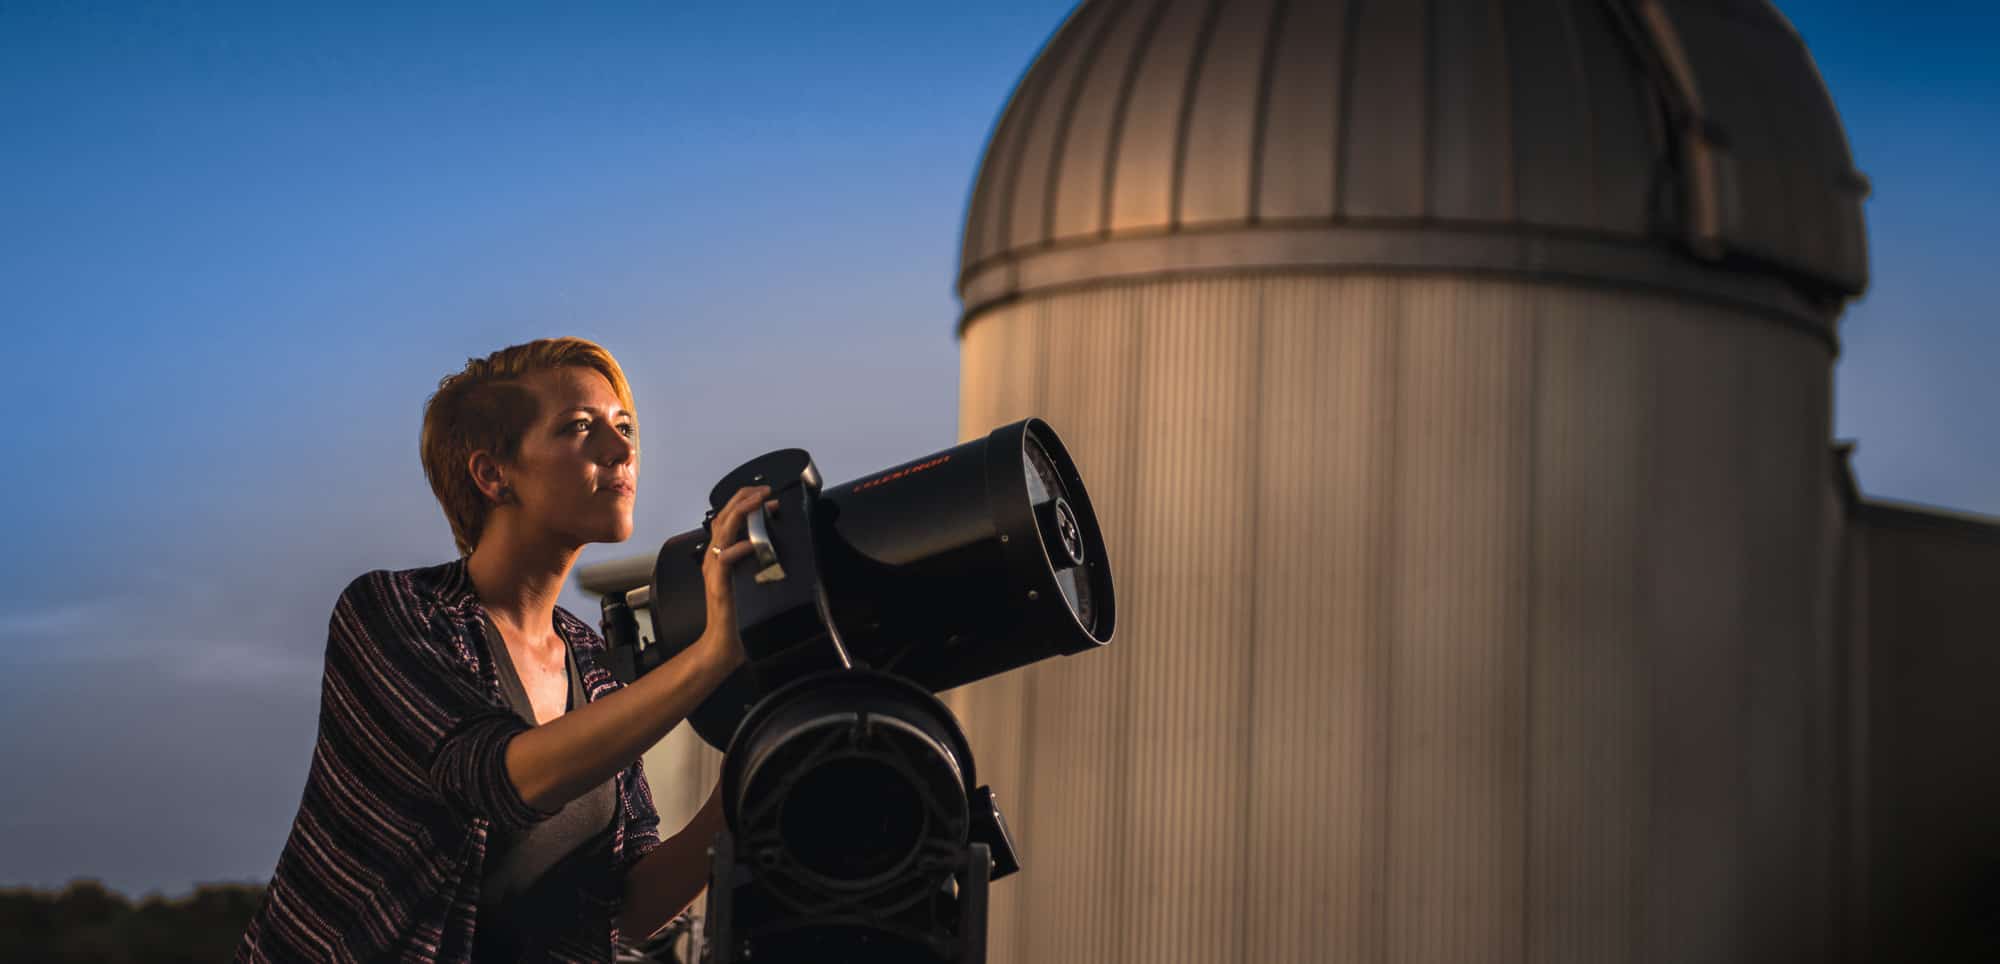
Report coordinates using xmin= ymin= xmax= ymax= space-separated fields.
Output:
xmin=503 ymin=634 xmax=741 ymax=811
xmin=502 ymin=484 xmax=769 ymax=812
xmin=619 ymin=779 xmax=727 ymax=942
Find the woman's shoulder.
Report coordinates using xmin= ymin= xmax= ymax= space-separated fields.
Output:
xmin=325 ymin=559 xmax=489 ymax=680
xmin=336 ymin=558 xmax=480 ymax=618
xmin=318 ymin=561 xmax=499 ymax=721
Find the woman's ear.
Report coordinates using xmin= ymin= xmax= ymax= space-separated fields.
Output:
xmin=468 ymin=451 xmax=511 ymax=506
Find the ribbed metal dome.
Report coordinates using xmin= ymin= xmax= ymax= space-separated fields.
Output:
xmin=958 ymin=0 xmax=1869 ymax=332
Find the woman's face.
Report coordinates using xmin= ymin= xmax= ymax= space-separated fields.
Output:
xmin=496 ymin=366 xmax=639 ymax=548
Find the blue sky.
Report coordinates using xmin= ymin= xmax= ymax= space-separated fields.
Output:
xmin=0 ymin=1 xmax=1994 ymax=896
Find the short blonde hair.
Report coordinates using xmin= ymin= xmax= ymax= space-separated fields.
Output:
xmin=420 ymin=337 xmax=638 ymax=557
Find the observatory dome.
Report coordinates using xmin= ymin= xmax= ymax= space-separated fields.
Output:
xmin=958 ymin=0 xmax=1869 ymax=333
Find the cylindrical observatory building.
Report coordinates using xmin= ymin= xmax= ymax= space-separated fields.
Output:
xmin=947 ymin=1 xmax=1869 ymax=963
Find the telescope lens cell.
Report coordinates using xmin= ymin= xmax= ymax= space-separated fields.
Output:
xmin=1024 ymin=431 xmax=1098 ymax=633
xmin=779 ymin=757 xmax=928 ymax=881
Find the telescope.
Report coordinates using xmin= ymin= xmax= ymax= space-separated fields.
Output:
xmin=577 ymin=418 xmax=1114 ymax=964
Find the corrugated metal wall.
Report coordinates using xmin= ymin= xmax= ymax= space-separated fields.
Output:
xmin=952 ymin=272 xmax=1839 ymax=964
xmin=1850 ymin=504 xmax=2000 ymax=962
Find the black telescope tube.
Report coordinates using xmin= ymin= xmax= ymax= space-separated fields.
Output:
xmin=602 ymin=418 xmax=1114 ymax=750
xmin=814 ymin=418 xmax=1114 ymax=692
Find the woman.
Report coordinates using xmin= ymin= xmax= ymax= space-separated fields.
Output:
xmin=237 ymin=337 xmax=767 ymax=962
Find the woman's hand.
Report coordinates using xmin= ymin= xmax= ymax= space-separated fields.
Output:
xmin=696 ymin=484 xmax=774 ymax=673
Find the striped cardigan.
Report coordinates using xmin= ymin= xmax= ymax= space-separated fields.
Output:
xmin=236 ymin=558 xmax=662 ymax=962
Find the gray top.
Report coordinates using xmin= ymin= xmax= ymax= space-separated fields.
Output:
xmin=958 ymin=0 xmax=1868 ymax=330
xmin=474 ymin=613 xmax=618 ymax=960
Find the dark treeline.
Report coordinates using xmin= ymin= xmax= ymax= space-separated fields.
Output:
xmin=0 ymin=879 xmax=264 ymax=963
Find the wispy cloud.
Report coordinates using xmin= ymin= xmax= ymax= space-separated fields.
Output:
xmin=0 ymin=588 xmax=323 ymax=686
xmin=0 ymin=597 xmax=133 ymax=643
xmin=0 ymin=600 xmax=113 ymax=637
xmin=174 ymin=639 xmax=322 ymax=686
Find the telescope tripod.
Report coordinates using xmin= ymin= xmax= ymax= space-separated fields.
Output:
xmin=700 ymin=829 xmax=991 ymax=964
